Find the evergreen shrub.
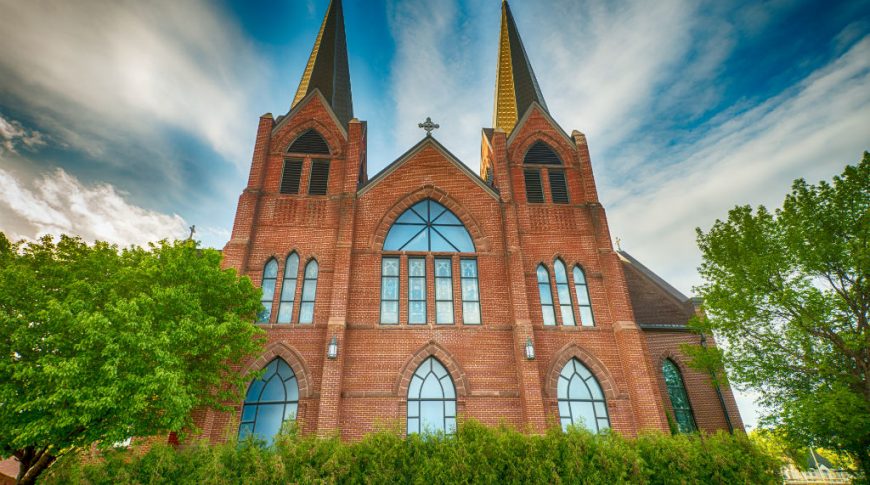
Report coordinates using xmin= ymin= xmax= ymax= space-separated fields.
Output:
xmin=41 ymin=420 xmax=782 ymax=484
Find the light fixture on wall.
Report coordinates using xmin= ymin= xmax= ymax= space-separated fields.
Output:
xmin=327 ymin=336 xmax=338 ymax=359
xmin=524 ymin=337 xmax=535 ymax=360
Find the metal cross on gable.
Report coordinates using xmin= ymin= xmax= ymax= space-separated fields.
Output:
xmin=418 ymin=117 xmax=439 ymax=136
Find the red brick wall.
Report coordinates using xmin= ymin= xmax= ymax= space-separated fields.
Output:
xmin=205 ymin=96 xmax=738 ymax=442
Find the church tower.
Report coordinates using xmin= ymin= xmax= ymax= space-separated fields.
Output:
xmin=210 ymin=0 xmax=743 ymax=444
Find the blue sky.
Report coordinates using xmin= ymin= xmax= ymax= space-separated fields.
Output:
xmin=0 ymin=0 xmax=868 ymax=427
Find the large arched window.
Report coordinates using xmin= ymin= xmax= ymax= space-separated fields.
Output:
xmin=381 ymin=199 xmax=479 ymax=326
xmin=299 ymin=260 xmax=318 ymax=324
xmin=277 ymin=253 xmax=299 ymax=324
xmin=573 ymin=265 xmax=595 ymax=326
xmin=557 ymin=358 xmax=610 ymax=432
xmin=384 ymin=199 xmax=474 ymax=252
xmin=407 ymin=357 xmax=456 ymax=435
xmin=662 ymin=359 xmax=697 ymax=433
xmin=537 ymin=265 xmax=556 ymax=326
xmin=554 ymin=260 xmax=575 ymax=326
xmin=238 ymin=358 xmax=299 ymax=444
xmin=258 ymin=259 xmax=279 ymax=323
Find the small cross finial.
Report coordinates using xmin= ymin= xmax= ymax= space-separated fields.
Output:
xmin=187 ymin=225 xmax=196 ymax=241
xmin=615 ymin=237 xmax=622 ymax=251
xmin=418 ymin=117 xmax=439 ymax=136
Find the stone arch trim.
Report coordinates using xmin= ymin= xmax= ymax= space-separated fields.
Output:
xmin=272 ymin=117 xmax=345 ymax=159
xmin=545 ymin=343 xmax=619 ymax=401
xmin=509 ymin=129 xmax=577 ymax=169
xmin=371 ymin=186 xmax=490 ymax=252
xmin=395 ymin=341 xmax=469 ymax=398
xmin=240 ymin=341 xmax=313 ymax=399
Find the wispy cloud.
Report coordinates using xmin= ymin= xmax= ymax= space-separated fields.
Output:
xmin=0 ymin=0 xmax=265 ymax=168
xmin=606 ymin=35 xmax=870 ymax=294
xmin=0 ymin=115 xmax=46 ymax=154
xmin=0 ymin=163 xmax=187 ymax=246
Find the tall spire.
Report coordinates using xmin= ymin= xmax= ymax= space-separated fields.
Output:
xmin=292 ymin=0 xmax=353 ymax=127
xmin=493 ymin=0 xmax=548 ymax=134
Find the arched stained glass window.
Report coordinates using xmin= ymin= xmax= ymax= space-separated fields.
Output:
xmin=277 ymin=253 xmax=299 ymax=324
xmin=573 ymin=266 xmax=595 ymax=326
xmin=384 ymin=199 xmax=474 ymax=253
xmin=554 ymin=260 xmax=575 ymax=326
xmin=407 ymin=357 xmax=456 ymax=435
xmin=258 ymin=259 xmax=279 ymax=323
xmin=299 ymin=260 xmax=318 ymax=324
xmin=238 ymin=358 xmax=299 ymax=444
xmin=662 ymin=359 xmax=697 ymax=433
xmin=537 ymin=265 xmax=556 ymax=326
xmin=557 ymin=358 xmax=609 ymax=432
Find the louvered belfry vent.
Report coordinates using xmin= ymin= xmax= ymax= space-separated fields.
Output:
xmin=281 ymin=159 xmax=303 ymax=194
xmin=524 ymin=169 xmax=544 ymax=203
xmin=549 ymin=170 xmax=569 ymax=204
xmin=524 ymin=141 xmax=562 ymax=165
xmin=308 ymin=160 xmax=330 ymax=195
xmin=289 ymin=129 xmax=330 ymax=155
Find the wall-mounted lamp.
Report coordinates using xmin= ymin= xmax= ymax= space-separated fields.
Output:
xmin=524 ymin=337 xmax=535 ymax=360
xmin=327 ymin=336 xmax=339 ymax=359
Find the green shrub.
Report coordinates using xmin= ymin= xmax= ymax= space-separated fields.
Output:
xmin=41 ymin=421 xmax=782 ymax=484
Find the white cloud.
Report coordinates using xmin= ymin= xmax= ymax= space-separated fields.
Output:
xmin=0 ymin=114 xmax=46 ymax=153
xmin=0 ymin=0 xmax=264 ymax=167
xmin=0 ymin=164 xmax=187 ymax=246
xmin=606 ymin=35 xmax=870 ymax=295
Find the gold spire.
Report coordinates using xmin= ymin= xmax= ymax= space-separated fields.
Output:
xmin=493 ymin=1 xmax=518 ymax=132
xmin=492 ymin=0 xmax=548 ymax=134
xmin=292 ymin=3 xmax=331 ymax=108
xmin=290 ymin=0 xmax=354 ymax=126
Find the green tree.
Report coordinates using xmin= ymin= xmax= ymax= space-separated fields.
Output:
xmin=0 ymin=234 xmax=264 ymax=485
xmin=689 ymin=153 xmax=869 ymax=481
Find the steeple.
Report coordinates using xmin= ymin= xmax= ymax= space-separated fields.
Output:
xmin=292 ymin=0 xmax=353 ymax=127
xmin=493 ymin=0 xmax=548 ymax=134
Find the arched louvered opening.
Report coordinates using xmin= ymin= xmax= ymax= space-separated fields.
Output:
xmin=662 ymin=359 xmax=697 ymax=433
xmin=523 ymin=141 xmax=562 ymax=165
xmin=238 ymin=358 xmax=299 ymax=444
xmin=288 ymin=129 xmax=330 ymax=155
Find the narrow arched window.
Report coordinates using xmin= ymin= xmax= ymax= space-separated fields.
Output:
xmin=258 ymin=259 xmax=279 ymax=323
xmin=573 ymin=265 xmax=595 ymax=326
xmin=662 ymin=359 xmax=697 ymax=433
xmin=277 ymin=253 xmax=300 ymax=324
xmin=407 ymin=357 xmax=456 ymax=435
xmin=557 ymin=358 xmax=609 ymax=432
xmin=537 ymin=265 xmax=556 ymax=326
xmin=554 ymin=260 xmax=575 ymax=326
xmin=299 ymin=260 xmax=318 ymax=324
xmin=238 ymin=358 xmax=299 ymax=444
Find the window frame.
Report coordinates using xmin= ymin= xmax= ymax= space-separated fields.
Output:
xmin=406 ymin=356 xmax=457 ymax=435
xmin=557 ymin=358 xmax=610 ymax=433
xmin=434 ymin=257 xmax=455 ymax=325
xmin=276 ymin=252 xmax=300 ymax=324
xmin=380 ymin=256 xmax=401 ymax=325
xmin=238 ymin=358 xmax=299 ymax=444
xmin=298 ymin=259 xmax=319 ymax=324
xmin=573 ymin=265 xmax=595 ymax=327
xmin=460 ymin=259 xmax=481 ymax=325
xmin=553 ymin=259 xmax=575 ymax=326
xmin=408 ymin=257 xmax=427 ymax=325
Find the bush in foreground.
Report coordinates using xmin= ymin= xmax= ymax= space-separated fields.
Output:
xmin=42 ymin=420 xmax=782 ymax=484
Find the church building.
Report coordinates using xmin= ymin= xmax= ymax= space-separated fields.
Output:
xmin=206 ymin=0 xmax=744 ymax=442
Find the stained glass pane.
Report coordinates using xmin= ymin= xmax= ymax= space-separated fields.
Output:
xmin=409 ymin=301 xmax=426 ymax=324
xmin=409 ymin=259 xmax=425 ymax=276
xmin=463 ymin=302 xmax=481 ymax=324
xmin=299 ymin=302 xmax=314 ymax=324
xmin=436 ymin=302 xmax=453 ymax=324
xmin=460 ymin=260 xmax=477 ymax=277
xmin=382 ymin=258 xmax=399 ymax=276
xmin=542 ymin=306 xmax=556 ymax=326
xmin=381 ymin=301 xmax=398 ymax=324
xmin=436 ymin=278 xmax=452 ymax=299
xmin=305 ymin=261 xmax=318 ymax=278
xmin=409 ymin=279 xmax=425 ymax=300
xmin=435 ymin=260 xmax=452 ymax=277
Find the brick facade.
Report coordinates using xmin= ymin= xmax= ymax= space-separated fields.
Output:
xmin=201 ymin=88 xmax=744 ymax=442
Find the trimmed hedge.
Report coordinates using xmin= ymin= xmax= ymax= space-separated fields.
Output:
xmin=42 ymin=421 xmax=782 ymax=484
